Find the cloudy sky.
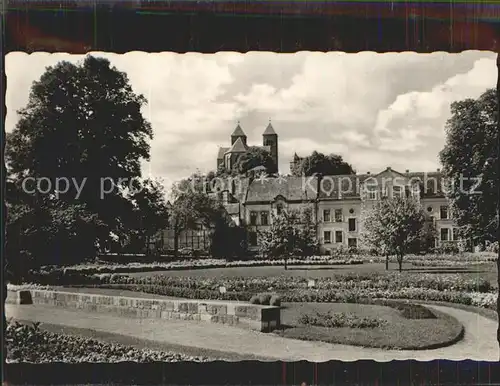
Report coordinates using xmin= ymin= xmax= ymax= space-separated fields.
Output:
xmin=6 ymin=50 xmax=496 ymax=190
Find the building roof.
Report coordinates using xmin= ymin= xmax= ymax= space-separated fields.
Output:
xmin=227 ymin=137 xmax=248 ymax=153
xmin=246 ymin=176 xmax=319 ymax=203
xmin=217 ymin=147 xmax=229 ymax=159
xmin=263 ymin=122 xmax=276 ymax=135
xmin=231 ymin=123 xmax=246 ymax=137
xmin=316 ymin=168 xmax=445 ymax=199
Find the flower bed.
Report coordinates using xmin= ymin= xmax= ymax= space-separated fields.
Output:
xmin=97 ymin=271 xmax=493 ymax=293
xmin=276 ymin=301 xmax=464 ymax=350
xmin=297 ymin=311 xmax=386 ymax=329
xmin=5 ymin=321 xmax=211 ymax=363
xmin=92 ymin=283 xmax=497 ymax=310
xmin=37 ymin=256 xmax=364 ymax=275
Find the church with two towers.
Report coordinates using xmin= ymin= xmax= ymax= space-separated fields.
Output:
xmin=217 ymin=121 xmax=279 ymax=174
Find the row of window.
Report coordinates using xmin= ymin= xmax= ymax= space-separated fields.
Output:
xmin=441 ymin=227 xmax=458 ymax=242
xmin=364 ymin=185 xmax=419 ymax=200
xmin=249 ymin=206 xmax=450 ymax=227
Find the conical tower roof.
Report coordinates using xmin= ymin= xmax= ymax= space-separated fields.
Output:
xmin=228 ymin=137 xmax=248 ymax=153
xmin=263 ymin=121 xmax=276 ymax=135
xmin=231 ymin=122 xmax=246 ymax=137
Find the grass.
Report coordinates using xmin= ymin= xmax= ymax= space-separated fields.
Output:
xmin=128 ymin=262 xmax=498 ymax=288
xmin=274 ymin=302 xmax=464 ymax=350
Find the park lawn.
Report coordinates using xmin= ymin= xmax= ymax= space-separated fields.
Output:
xmin=127 ymin=262 xmax=498 ymax=288
xmin=274 ymin=302 xmax=464 ymax=350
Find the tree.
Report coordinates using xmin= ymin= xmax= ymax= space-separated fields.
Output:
xmin=361 ymin=197 xmax=426 ymax=272
xmin=5 ymin=55 xmax=153 ymax=250
xmin=233 ymin=146 xmax=276 ymax=176
xmin=126 ymin=178 xmax=170 ymax=254
xmin=439 ymin=88 xmax=498 ymax=249
xmin=259 ymin=207 xmax=318 ymax=269
xmin=290 ymin=151 xmax=355 ymax=177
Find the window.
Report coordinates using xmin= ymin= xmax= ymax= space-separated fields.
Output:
xmin=222 ymin=191 xmax=229 ymax=205
xmin=335 ymin=231 xmax=343 ymax=243
xmin=440 ymin=206 xmax=448 ymax=220
xmin=323 ymin=231 xmax=332 ymax=244
xmin=427 ymin=206 xmax=433 ymax=212
xmin=440 ymin=228 xmax=449 ymax=242
xmin=412 ymin=184 xmax=420 ymax=199
xmin=335 ymin=209 xmax=343 ymax=222
xmin=276 ymin=203 xmax=284 ymax=215
xmin=452 ymin=228 xmax=459 ymax=241
xmin=260 ymin=211 xmax=269 ymax=226
xmin=250 ymin=211 xmax=258 ymax=225
xmin=393 ymin=185 xmax=403 ymax=198
xmin=249 ymin=232 xmax=258 ymax=246
xmin=382 ymin=186 xmax=389 ymax=198
xmin=323 ymin=209 xmax=331 ymax=222
xmin=348 ymin=218 xmax=356 ymax=232
xmin=367 ymin=186 xmax=377 ymax=200
xmin=348 ymin=238 xmax=357 ymax=249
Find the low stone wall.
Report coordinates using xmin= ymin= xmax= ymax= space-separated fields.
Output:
xmin=6 ymin=289 xmax=281 ymax=332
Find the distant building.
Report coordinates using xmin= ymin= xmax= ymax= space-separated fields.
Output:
xmin=212 ymin=167 xmax=458 ymax=254
xmin=217 ymin=121 xmax=279 ymax=174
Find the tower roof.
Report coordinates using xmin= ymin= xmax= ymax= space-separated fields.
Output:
xmin=231 ymin=122 xmax=246 ymax=137
xmin=227 ymin=137 xmax=248 ymax=153
xmin=263 ymin=121 xmax=276 ymax=135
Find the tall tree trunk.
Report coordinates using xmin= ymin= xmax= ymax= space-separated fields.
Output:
xmin=385 ymin=255 xmax=389 ymax=270
xmin=174 ymin=229 xmax=179 ymax=259
xmin=398 ymin=255 xmax=403 ymax=272
xmin=496 ymin=51 xmax=500 ymax=360
xmin=284 ymin=257 xmax=288 ymax=270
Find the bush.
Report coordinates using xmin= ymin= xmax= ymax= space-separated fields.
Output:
xmin=486 ymin=241 xmax=499 ymax=253
xmin=258 ymin=293 xmax=272 ymax=305
xmin=249 ymin=295 xmax=261 ymax=305
xmin=270 ymin=295 xmax=282 ymax=307
xmin=297 ymin=311 xmax=385 ymax=329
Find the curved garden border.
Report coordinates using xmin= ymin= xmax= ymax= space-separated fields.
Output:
xmin=275 ymin=301 xmax=465 ymax=351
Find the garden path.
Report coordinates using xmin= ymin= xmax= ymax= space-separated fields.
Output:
xmin=5 ymin=303 xmax=497 ymax=361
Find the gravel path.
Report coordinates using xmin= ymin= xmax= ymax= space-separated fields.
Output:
xmin=5 ymin=303 xmax=497 ymax=361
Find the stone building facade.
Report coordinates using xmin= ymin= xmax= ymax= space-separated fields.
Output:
xmin=215 ymin=167 xmax=457 ymax=254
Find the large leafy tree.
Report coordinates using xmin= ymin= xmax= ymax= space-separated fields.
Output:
xmin=361 ymin=197 xmax=426 ymax=272
xmin=233 ymin=146 xmax=276 ymax=176
xmin=259 ymin=207 xmax=318 ymax=269
xmin=439 ymin=80 xmax=499 ymax=355
xmin=6 ymin=55 xmax=153 ymax=244
xmin=291 ymin=151 xmax=354 ymax=177
xmin=439 ymin=88 xmax=498 ymax=249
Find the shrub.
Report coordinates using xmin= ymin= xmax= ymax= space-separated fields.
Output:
xmin=297 ymin=311 xmax=385 ymax=329
xmin=270 ymin=295 xmax=282 ymax=307
xmin=249 ymin=295 xmax=261 ymax=305
xmin=258 ymin=293 xmax=272 ymax=305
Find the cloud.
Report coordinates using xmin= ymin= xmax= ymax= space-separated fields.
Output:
xmin=373 ymin=57 xmax=496 ymax=156
xmin=6 ymin=50 xmax=496 ymax=194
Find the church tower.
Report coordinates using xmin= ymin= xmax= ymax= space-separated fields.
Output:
xmin=231 ymin=121 xmax=247 ymax=146
xmin=263 ymin=120 xmax=278 ymax=173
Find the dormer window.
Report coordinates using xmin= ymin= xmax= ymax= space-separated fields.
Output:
xmin=366 ymin=186 xmax=377 ymax=200
xmin=393 ymin=186 xmax=403 ymax=198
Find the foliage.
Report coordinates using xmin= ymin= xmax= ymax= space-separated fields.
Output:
xmin=258 ymin=207 xmax=319 ymax=263
xmin=232 ymin=146 xmax=277 ymax=176
xmin=124 ymin=178 xmax=170 ymax=253
xmin=361 ymin=197 xmax=426 ymax=271
xmin=5 ymin=321 xmax=210 ymax=363
xmin=290 ymin=151 xmax=355 ymax=177
xmin=297 ymin=311 xmax=386 ymax=329
xmin=439 ymin=88 xmax=499 ymax=247
xmin=5 ymin=55 xmax=157 ymax=273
